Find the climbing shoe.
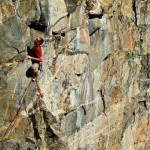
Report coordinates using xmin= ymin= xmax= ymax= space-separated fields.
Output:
xmin=31 ymin=77 xmax=37 ymax=82
xmin=40 ymin=93 xmax=44 ymax=98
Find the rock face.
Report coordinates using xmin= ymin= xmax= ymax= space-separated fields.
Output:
xmin=0 ymin=0 xmax=149 ymax=149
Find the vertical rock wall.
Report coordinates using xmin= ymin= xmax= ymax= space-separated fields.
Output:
xmin=0 ymin=0 xmax=149 ymax=149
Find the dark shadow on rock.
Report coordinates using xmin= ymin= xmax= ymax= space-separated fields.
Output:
xmin=27 ymin=21 xmax=47 ymax=32
xmin=64 ymin=0 xmax=77 ymax=14
xmin=27 ymin=46 xmax=31 ymax=55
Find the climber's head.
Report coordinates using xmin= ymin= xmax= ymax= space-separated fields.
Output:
xmin=34 ymin=37 xmax=44 ymax=45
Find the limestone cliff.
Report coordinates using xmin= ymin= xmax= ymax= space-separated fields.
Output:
xmin=0 ymin=0 xmax=149 ymax=149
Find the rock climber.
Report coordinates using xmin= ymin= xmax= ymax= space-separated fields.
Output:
xmin=27 ymin=37 xmax=44 ymax=97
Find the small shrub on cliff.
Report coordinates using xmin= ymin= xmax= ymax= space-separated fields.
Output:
xmin=76 ymin=0 xmax=83 ymax=5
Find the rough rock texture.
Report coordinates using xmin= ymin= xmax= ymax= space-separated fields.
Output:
xmin=0 ymin=0 xmax=150 ymax=150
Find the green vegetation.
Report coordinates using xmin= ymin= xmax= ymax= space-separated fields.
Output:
xmin=125 ymin=52 xmax=135 ymax=59
xmin=125 ymin=52 xmax=144 ymax=60
xmin=76 ymin=0 xmax=83 ymax=5
xmin=141 ymin=54 xmax=149 ymax=77
xmin=125 ymin=52 xmax=149 ymax=77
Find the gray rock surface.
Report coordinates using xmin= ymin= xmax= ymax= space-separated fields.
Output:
xmin=0 ymin=0 xmax=149 ymax=149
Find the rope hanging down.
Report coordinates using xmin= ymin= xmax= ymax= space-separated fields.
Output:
xmin=1 ymin=80 xmax=32 ymax=148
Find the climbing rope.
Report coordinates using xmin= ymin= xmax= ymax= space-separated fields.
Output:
xmin=1 ymin=80 xmax=33 ymax=150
